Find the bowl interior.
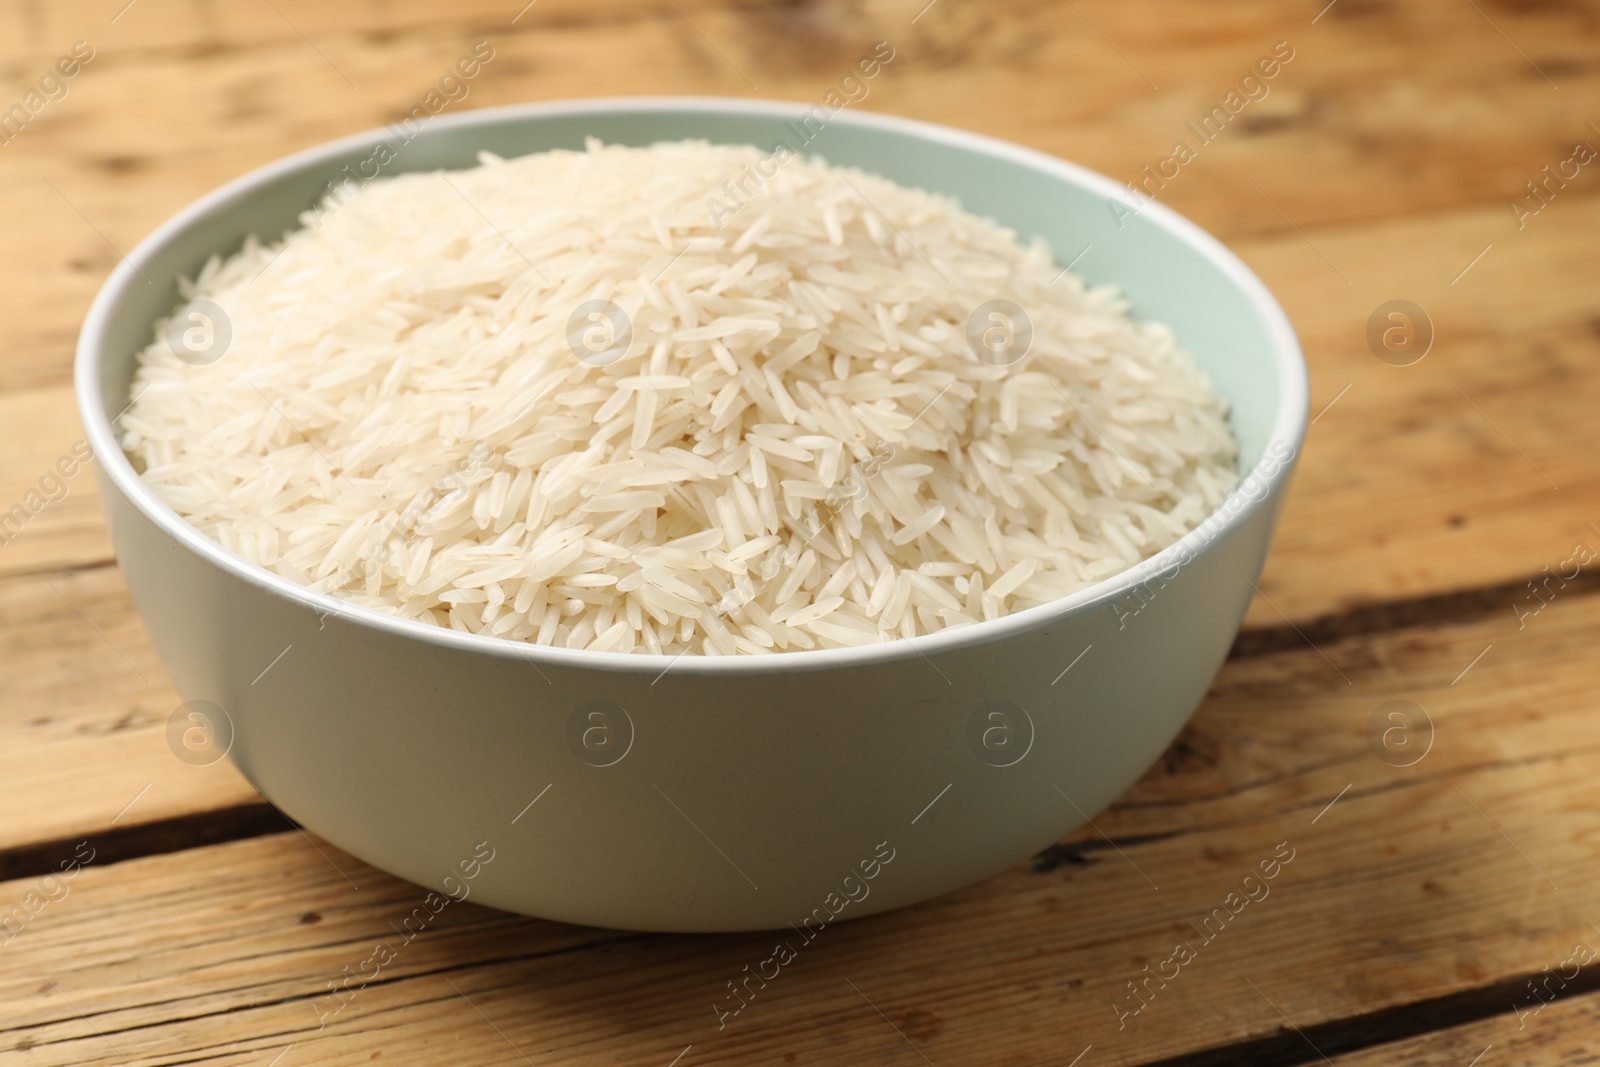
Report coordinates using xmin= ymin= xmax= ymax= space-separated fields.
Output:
xmin=91 ymin=100 xmax=1291 ymax=478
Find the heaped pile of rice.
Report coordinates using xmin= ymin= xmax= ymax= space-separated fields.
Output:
xmin=120 ymin=139 xmax=1237 ymax=655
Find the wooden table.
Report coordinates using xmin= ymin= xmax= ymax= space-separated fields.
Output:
xmin=2 ymin=1 xmax=1597 ymax=1063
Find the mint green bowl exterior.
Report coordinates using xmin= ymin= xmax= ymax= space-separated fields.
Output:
xmin=75 ymin=98 xmax=1307 ymax=932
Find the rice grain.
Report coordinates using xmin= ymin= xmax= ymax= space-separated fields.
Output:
xmin=121 ymin=139 xmax=1238 ymax=655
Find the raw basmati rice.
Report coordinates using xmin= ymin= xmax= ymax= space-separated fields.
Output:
xmin=119 ymin=139 xmax=1238 ymax=655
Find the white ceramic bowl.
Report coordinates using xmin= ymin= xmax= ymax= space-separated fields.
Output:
xmin=76 ymin=98 xmax=1307 ymax=932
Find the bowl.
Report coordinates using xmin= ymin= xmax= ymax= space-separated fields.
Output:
xmin=75 ymin=98 xmax=1307 ymax=932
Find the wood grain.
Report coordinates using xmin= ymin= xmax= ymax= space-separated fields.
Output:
xmin=0 ymin=0 xmax=1595 ymax=389
xmin=2 ymin=0 xmax=1597 ymax=1062
xmin=0 ymin=387 xmax=110 ymax=579
xmin=0 ymin=0 xmax=1595 ymax=625
xmin=1330 ymin=988 xmax=1600 ymax=1066
xmin=3 ymin=593 xmax=1599 ymax=1065
xmin=0 ymin=461 xmax=1590 ymax=863
xmin=0 ymin=563 xmax=260 ymax=853
xmin=6 ymin=192 xmax=1598 ymax=618
xmin=4 ymin=552 xmax=1600 ymax=1066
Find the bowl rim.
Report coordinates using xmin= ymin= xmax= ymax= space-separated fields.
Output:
xmin=75 ymin=95 xmax=1309 ymax=678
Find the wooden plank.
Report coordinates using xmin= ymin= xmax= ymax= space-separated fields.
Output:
xmin=1239 ymin=191 xmax=1600 ymax=625
xmin=1330 ymin=990 xmax=1600 ymax=1066
xmin=1 ymin=1 xmax=1595 ymax=620
xmin=3 ymin=0 xmax=760 ymax=54
xmin=0 ymin=0 xmax=1594 ymax=396
xmin=0 ymin=0 xmax=1593 ymax=626
xmin=0 ymin=387 xmax=111 ymax=578
xmin=1 ymin=0 xmax=1592 ymax=1061
xmin=0 ymin=564 xmax=261 ymax=853
xmin=5 ymin=0 xmax=1589 ymax=237
xmin=7 ymin=190 xmax=1596 ymax=616
xmin=0 ymin=6 xmax=1593 ymax=1062
xmin=1 ymin=353 xmax=1595 ymax=856
xmin=2 ymin=556 xmax=1597 ymax=1065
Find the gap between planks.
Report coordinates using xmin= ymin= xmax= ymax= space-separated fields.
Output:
xmin=1135 ymin=969 xmax=1600 ymax=1067
xmin=1227 ymin=565 xmax=1600 ymax=660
